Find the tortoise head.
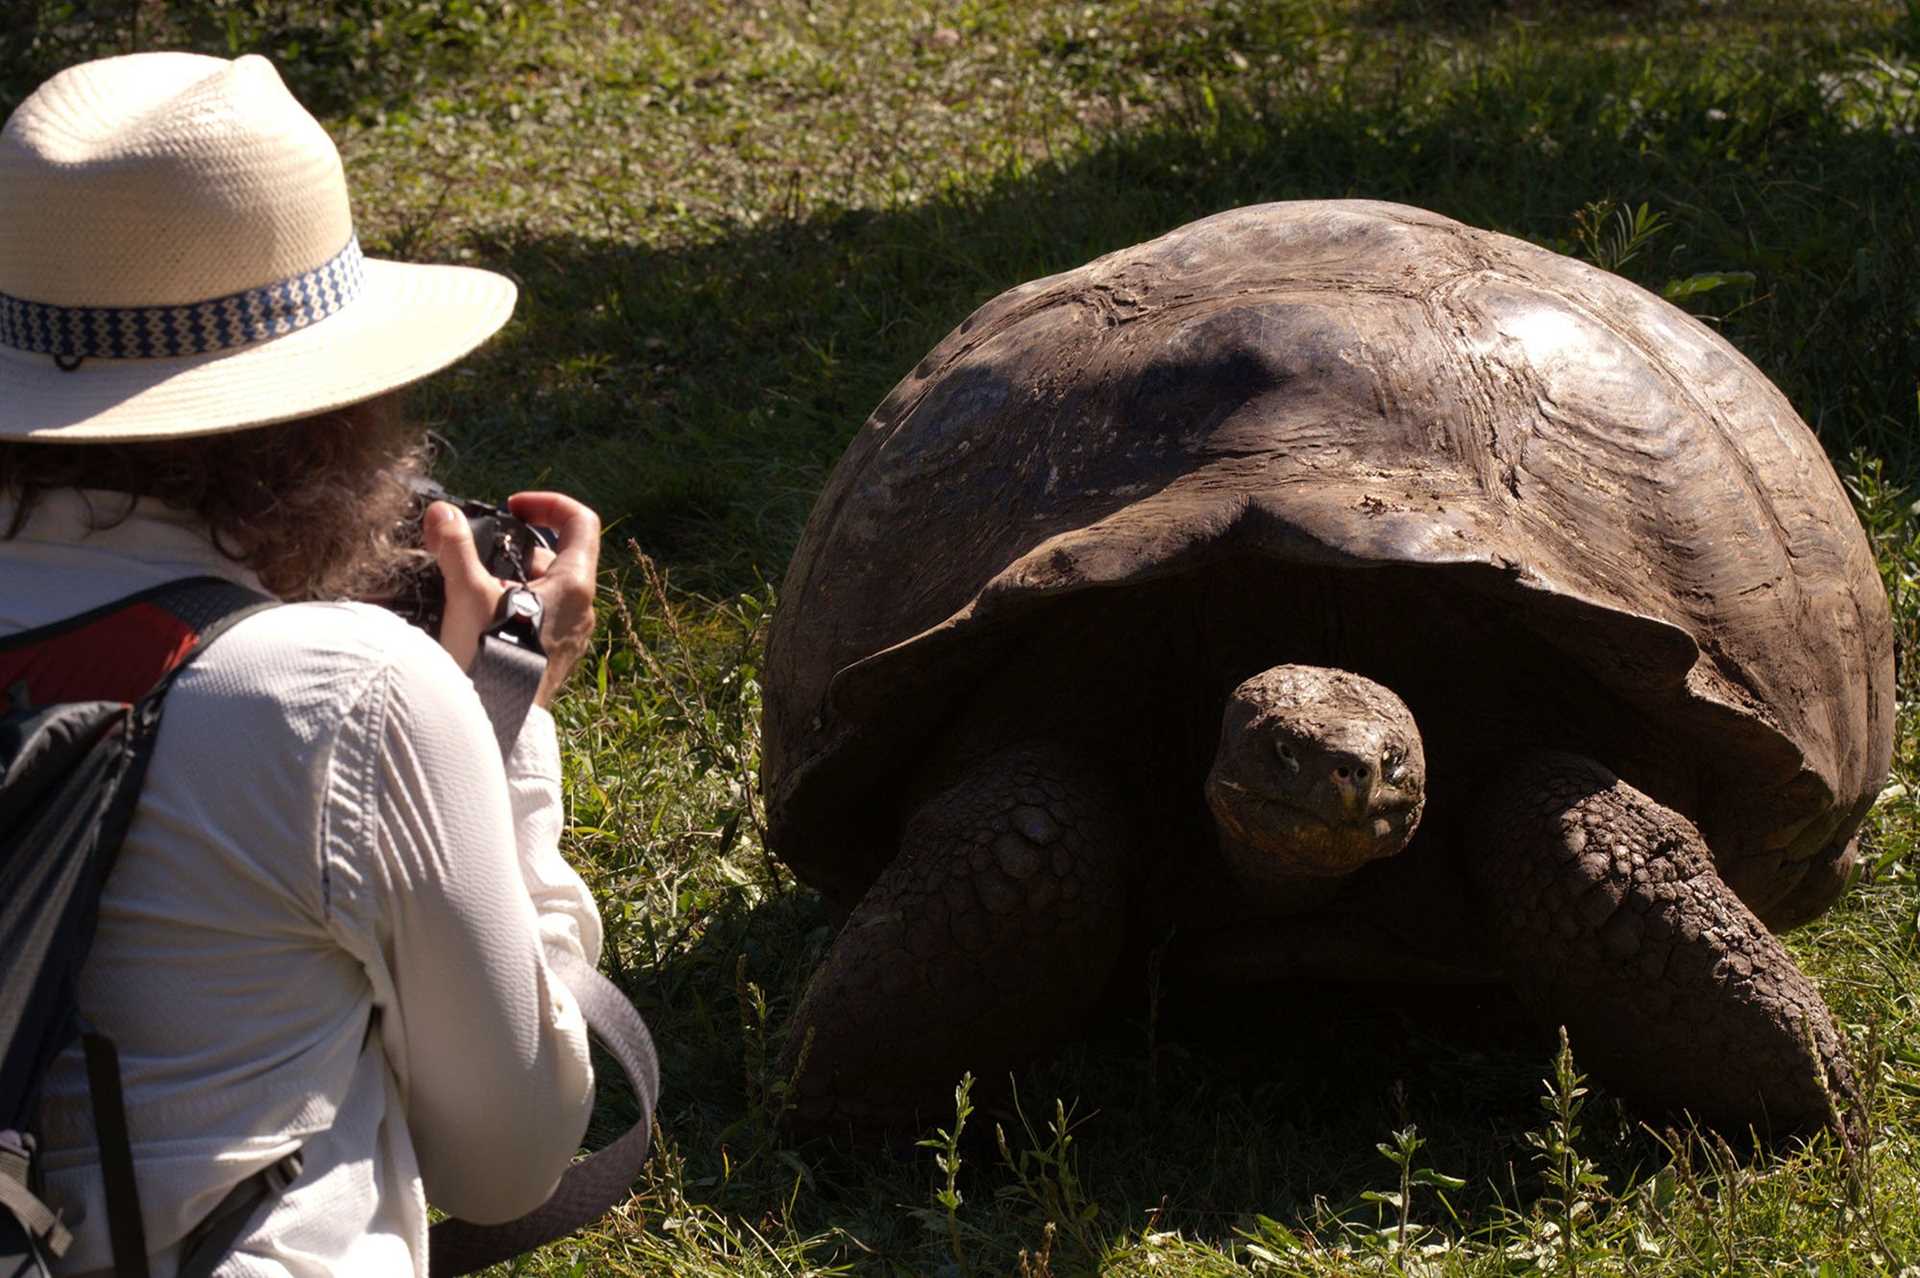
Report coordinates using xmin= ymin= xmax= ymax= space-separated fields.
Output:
xmin=1205 ymin=665 xmax=1426 ymax=885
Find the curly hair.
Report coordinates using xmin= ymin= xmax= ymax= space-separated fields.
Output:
xmin=0 ymin=394 xmax=430 ymax=601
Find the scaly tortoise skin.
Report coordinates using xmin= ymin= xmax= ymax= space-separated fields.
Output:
xmin=761 ymin=200 xmax=1895 ymax=1140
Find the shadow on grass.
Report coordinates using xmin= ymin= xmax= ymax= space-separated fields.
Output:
xmin=629 ymin=877 xmax=1682 ymax=1269
xmin=1349 ymin=0 xmax=1901 ymax=33
xmin=432 ymin=8 xmax=1920 ymax=596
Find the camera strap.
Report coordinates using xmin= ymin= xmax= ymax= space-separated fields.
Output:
xmin=434 ymin=586 xmax=662 ymax=1277
xmin=467 ymin=586 xmax=546 ymax=757
xmin=425 ymin=948 xmax=658 ymax=1277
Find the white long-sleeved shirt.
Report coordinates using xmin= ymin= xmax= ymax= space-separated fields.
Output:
xmin=1 ymin=490 xmax=602 ymax=1277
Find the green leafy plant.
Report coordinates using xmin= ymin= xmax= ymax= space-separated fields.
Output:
xmin=1362 ymin=1122 xmax=1467 ymax=1254
xmin=1571 ymin=198 xmax=1670 ymax=275
xmin=996 ymin=1090 xmax=1103 ymax=1265
xmin=1235 ymin=1212 xmax=1310 ymax=1270
xmin=913 ymin=1072 xmax=978 ymax=1278
xmin=1660 ymin=270 xmax=1756 ymax=303
xmin=733 ymin=953 xmax=811 ymax=1160
xmin=1527 ymin=1028 xmax=1610 ymax=1278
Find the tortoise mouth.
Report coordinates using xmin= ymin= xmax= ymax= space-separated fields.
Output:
xmin=1207 ymin=778 xmax=1419 ymax=875
xmin=1211 ymin=778 xmax=1417 ymax=833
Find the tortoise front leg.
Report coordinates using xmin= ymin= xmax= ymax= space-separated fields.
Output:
xmin=1465 ymin=751 xmax=1857 ymax=1141
xmin=778 ymin=742 xmax=1132 ymax=1141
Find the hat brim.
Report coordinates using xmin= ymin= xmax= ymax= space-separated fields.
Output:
xmin=0 ymin=258 xmax=516 ymax=442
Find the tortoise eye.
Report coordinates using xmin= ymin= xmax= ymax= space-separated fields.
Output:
xmin=1275 ymin=740 xmax=1301 ymax=773
xmin=1382 ymin=747 xmax=1406 ymax=783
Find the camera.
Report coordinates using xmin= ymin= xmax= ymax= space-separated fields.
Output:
xmin=384 ymin=478 xmax=557 ymax=637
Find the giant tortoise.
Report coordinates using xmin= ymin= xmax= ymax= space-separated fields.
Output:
xmin=761 ymin=200 xmax=1894 ymax=1139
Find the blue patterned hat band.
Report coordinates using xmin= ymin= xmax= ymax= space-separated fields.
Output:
xmin=0 ymin=235 xmax=365 ymax=362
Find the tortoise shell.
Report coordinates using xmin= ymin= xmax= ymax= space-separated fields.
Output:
xmin=762 ymin=200 xmax=1894 ymax=926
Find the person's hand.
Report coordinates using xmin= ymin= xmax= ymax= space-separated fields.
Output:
xmin=507 ymin=491 xmax=601 ymax=706
xmin=422 ymin=492 xmax=602 ymax=708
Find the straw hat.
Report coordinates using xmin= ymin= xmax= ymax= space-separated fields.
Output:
xmin=0 ymin=52 xmax=517 ymax=442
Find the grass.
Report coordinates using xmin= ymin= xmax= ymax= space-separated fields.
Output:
xmin=8 ymin=0 xmax=1920 ymax=1272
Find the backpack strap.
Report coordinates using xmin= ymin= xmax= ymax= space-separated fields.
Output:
xmin=0 ymin=576 xmax=272 ymax=710
xmin=82 ymin=1030 xmax=148 ymax=1278
xmin=173 ymin=1150 xmax=303 ymax=1278
xmin=93 ymin=579 xmax=276 ymax=1278
xmin=134 ymin=577 xmax=281 ymax=703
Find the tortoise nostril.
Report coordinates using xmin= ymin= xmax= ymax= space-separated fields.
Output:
xmin=1333 ymin=764 xmax=1352 ymax=782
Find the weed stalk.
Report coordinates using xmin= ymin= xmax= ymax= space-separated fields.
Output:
xmin=1017 ymin=1220 xmax=1056 ymax=1278
xmin=996 ymin=1087 xmax=1102 ymax=1263
xmin=915 ymin=1072 xmax=976 ymax=1278
xmin=1528 ymin=1027 xmax=1607 ymax=1278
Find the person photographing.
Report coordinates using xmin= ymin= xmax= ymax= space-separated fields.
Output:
xmin=0 ymin=51 xmax=616 ymax=1277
